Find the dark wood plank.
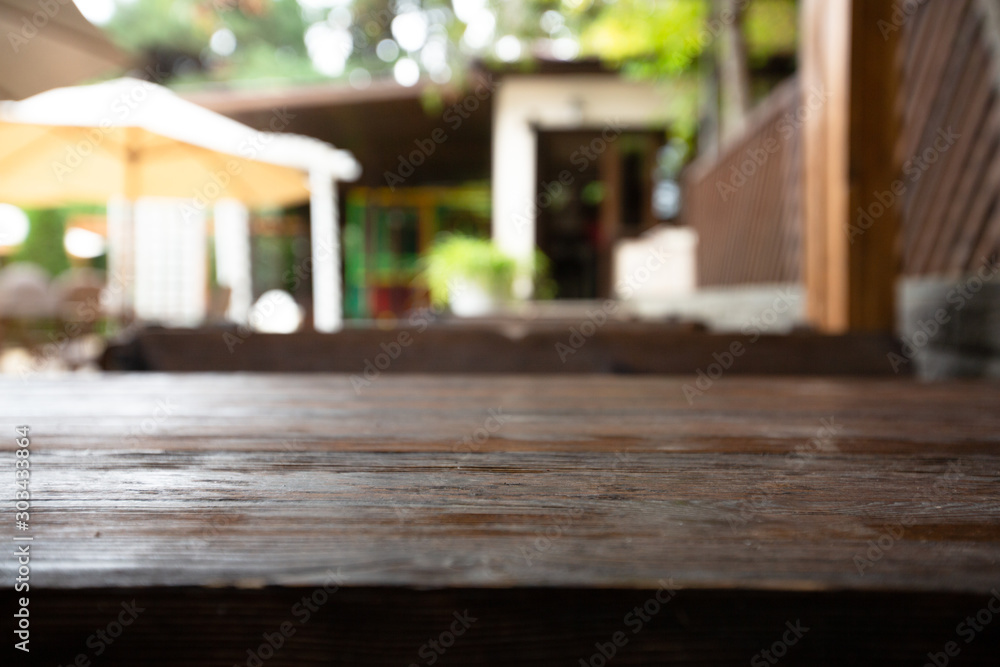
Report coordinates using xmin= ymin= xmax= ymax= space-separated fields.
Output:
xmin=10 ymin=587 xmax=1000 ymax=666
xmin=100 ymin=326 xmax=907 ymax=375
xmin=3 ymin=374 xmax=998 ymax=593
xmin=4 ymin=374 xmax=999 ymax=664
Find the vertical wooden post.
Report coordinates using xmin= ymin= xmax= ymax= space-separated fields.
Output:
xmin=598 ymin=135 xmax=622 ymax=298
xmin=802 ymin=0 xmax=901 ymax=332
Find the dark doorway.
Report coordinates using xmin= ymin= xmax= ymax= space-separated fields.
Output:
xmin=536 ymin=129 xmax=665 ymax=299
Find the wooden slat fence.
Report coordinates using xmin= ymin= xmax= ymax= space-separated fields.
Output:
xmin=684 ymin=0 xmax=1000 ymax=286
xmin=899 ymin=0 xmax=1000 ymax=275
xmin=681 ymin=77 xmax=803 ymax=286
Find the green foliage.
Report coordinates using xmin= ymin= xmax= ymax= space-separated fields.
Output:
xmin=745 ymin=0 xmax=799 ymax=64
xmin=421 ymin=235 xmax=515 ymax=307
xmin=420 ymin=234 xmax=553 ymax=307
xmin=13 ymin=210 xmax=70 ymax=277
xmin=580 ymin=0 xmax=709 ymax=76
xmin=97 ymin=0 xmax=796 ymax=166
xmin=574 ymin=0 xmax=797 ymax=147
xmin=100 ymin=0 xmax=797 ymax=87
xmin=580 ymin=0 xmax=797 ymax=78
xmin=252 ymin=234 xmax=295 ymax=294
xmin=531 ymin=249 xmax=557 ymax=301
xmin=105 ymin=0 xmax=320 ymax=85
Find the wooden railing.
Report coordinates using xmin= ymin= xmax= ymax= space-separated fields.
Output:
xmin=684 ymin=0 xmax=1000 ymax=286
xmin=681 ymin=77 xmax=802 ymax=287
xmin=899 ymin=0 xmax=1000 ymax=275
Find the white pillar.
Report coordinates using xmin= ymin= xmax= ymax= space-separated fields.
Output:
xmin=213 ymin=199 xmax=253 ymax=323
xmin=309 ymin=170 xmax=342 ymax=333
xmin=106 ymin=196 xmax=134 ymax=319
xmin=133 ymin=198 xmax=207 ymax=327
xmin=491 ymin=109 xmax=538 ymax=265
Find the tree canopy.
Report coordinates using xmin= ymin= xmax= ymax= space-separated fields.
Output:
xmin=94 ymin=0 xmax=797 ymax=88
xmin=89 ymin=0 xmax=797 ymax=152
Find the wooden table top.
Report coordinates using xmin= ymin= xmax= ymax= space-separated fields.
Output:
xmin=4 ymin=374 xmax=999 ymax=594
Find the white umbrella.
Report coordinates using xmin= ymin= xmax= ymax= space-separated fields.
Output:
xmin=0 ymin=0 xmax=126 ymax=100
xmin=0 ymin=77 xmax=361 ymax=330
xmin=0 ymin=77 xmax=358 ymax=206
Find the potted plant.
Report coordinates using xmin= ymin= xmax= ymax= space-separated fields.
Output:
xmin=421 ymin=235 xmax=554 ymax=317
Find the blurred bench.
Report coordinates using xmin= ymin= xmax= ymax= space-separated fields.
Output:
xmin=102 ymin=323 xmax=906 ymax=375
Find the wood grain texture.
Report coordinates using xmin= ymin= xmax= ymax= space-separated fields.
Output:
xmin=2 ymin=374 xmax=998 ymax=594
xmin=800 ymin=0 xmax=903 ymax=332
xmin=3 ymin=374 xmax=1000 ymax=664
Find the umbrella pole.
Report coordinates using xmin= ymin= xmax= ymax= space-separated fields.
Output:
xmin=108 ymin=131 xmax=139 ymax=326
xmin=309 ymin=169 xmax=342 ymax=333
xmin=213 ymin=199 xmax=252 ymax=324
xmin=106 ymin=196 xmax=135 ymax=325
